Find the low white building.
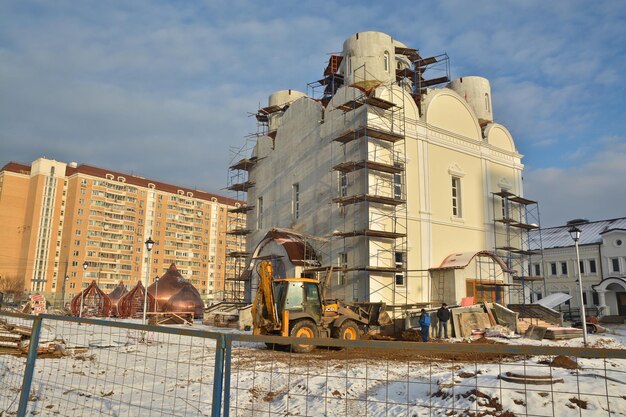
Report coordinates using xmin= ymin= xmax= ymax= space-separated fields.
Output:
xmin=531 ymin=218 xmax=626 ymax=318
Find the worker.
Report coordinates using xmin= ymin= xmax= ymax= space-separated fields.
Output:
xmin=437 ymin=303 xmax=450 ymax=339
xmin=418 ymin=309 xmax=431 ymax=342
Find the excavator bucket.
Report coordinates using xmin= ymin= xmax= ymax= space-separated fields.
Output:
xmin=355 ymin=302 xmax=392 ymax=326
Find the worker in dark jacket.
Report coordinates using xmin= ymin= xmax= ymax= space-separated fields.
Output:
xmin=437 ymin=303 xmax=450 ymax=339
xmin=418 ymin=309 xmax=431 ymax=342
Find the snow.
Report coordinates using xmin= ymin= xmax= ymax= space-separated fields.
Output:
xmin=0 ymin=317 xmax=625 ymax=416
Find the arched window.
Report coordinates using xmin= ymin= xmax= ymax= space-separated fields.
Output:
xmin=383 ymin=51 xmax=390 ymax=72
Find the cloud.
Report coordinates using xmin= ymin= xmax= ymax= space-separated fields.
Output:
xmin=524 ymin=138 xmax=626 ymax=227
xmin=0 ymin=0 xmax=625 ymax=225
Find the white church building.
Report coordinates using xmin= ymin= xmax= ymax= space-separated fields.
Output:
xmin=228 ymin=31 xmax=540 ymax=309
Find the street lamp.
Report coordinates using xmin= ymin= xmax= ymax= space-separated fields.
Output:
xmin=142 ymin=237 xmax=155 ymax=326
xmin=79 ymin=261 xmax=88 ymax=318
xmin=569 ymin=225 xmax=588 ymax=345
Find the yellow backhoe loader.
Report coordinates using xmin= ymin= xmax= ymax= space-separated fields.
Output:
xmin=251 ymin=259 xmax=391 ymax=353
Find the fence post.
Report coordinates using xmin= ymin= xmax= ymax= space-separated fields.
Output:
xmin=211 ymin=334 xmax=226 ymax=417
xmin=222 ymin=336 xmax=232 ymax=417
xmin=17 ymin=315 xmax=42 ymax=417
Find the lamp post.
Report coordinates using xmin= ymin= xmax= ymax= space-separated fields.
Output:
xmin=79 ymin=261 xmax=88 ymax=318
xmin=154 ymin=276 xmax=159 ymax=313
xmin=61 ymin=275 xmax=69 ymax=308
xmin=142 ymin=237 xmax=155 ymax=326
xmin=569 ymin=225 xmax=588 ymax=345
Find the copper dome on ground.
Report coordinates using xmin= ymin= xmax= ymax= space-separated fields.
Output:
xmin=108 ymin=281 xmax=128 ymax=317
xmin=162 ymin=286 xmax=204 ymax=320
xmin=147 ymin=263 xmax=204 ymax=320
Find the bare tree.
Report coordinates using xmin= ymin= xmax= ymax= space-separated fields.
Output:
xmin=0 ymin=274 xmax=25 ymax=294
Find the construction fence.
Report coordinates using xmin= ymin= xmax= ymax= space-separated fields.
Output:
xmin=0 ymin=310 xmax=625 ymax=417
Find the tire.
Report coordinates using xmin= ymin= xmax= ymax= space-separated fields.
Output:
xmin=333 ymin=320 xmax=361 ymax=341
xmin=289 ymin=320 xmax=318 ymax=353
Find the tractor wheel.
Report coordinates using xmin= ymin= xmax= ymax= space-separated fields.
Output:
xmin=333 ymin=320 xmax=361 ymax=341
xmin=289 ymin=320 xmax=318 ymax=353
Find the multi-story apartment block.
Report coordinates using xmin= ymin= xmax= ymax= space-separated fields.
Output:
xmin=530 ymin=218 xmax=626 ymax=317
xmin=230 ymin=32 xmax=532 ymax=308
xmin=0 ymin=157 xmax=245 ymax=303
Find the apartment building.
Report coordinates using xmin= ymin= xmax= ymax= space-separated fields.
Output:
xmin=229 ymin=31 xmax=530 ymax=307
xmin=0 ymin=157 xmax=245 ymax=303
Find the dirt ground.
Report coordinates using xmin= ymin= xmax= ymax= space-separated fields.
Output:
xmin=233 ymin=337 xmax=519 ymax=366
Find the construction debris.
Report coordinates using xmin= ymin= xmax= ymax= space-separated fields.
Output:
xmin=484 ymin=325 xmax=519 ymax=339
xmin=0 ymin=319 xmax=86 ymax=357
xmin=544 ymin=327 xmax=584 ymax=340
xmin=431 ymin=302 xmax=590 ymax=342
xmin=0 ymin=319 xmax=30 ymax=354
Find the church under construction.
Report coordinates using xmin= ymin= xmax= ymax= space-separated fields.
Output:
xmin=227 ymin=31 xmax=544 ymax=311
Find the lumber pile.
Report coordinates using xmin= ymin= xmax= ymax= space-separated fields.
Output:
xmin=0 ymin=319 xmax=87 ymax=357
xmin=543 ymin=327 xmax=583 ymax=340
xmin=0 ymin=320 xmax=32 ymax=355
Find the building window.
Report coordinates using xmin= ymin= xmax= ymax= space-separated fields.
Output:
xmin=383 ymin=51 xmax=390 ymax=72
xmin=395 ymin=252 xmax=405 ymax=286
xmin=451 ymin=177 xmax=462 ymax=217
xmin=561 ymin=262 xmax=568 ymax=275
xmin=393 ymin=174 xmax=402 ymax=200
xmin=589 ymin=259 xmax=597 ymax=274
xmin=581 ymin=291 xmax=598 ymax=306
xmin=292 ymin=183 xmax=300 ymax=221
xmin=485 ymin=93 xmax=490 ymax=112
xmin=550 ymin=262 xmax=557 ymax=276
xmin=579 ymin=260 xmax=585 ymax=274
xmin=339 ymin=172 xmax=348 ymax=197
xmin=611 ymin=258 xmax=620 ymax=273
xmin=257 ymin=197 xmax=263 ymax=229
xmin=338 ymin=252 xmax=347 ymax=285
xmin=533 ymin=263 xmax=541 ymax=276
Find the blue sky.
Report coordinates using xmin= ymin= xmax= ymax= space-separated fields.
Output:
xmin=1 ymin=0 xmax=625 ymax=227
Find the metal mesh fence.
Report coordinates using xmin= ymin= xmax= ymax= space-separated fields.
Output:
xmin=1 ymin=310 xmax=625 ymax=417
xmin=226 ymin=338 xmax=626 ymax=417
xmin=0 ymin=312 xmax=34 ymax=414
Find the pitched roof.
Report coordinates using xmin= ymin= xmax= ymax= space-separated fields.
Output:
xmin=532 ymin=217 xmax=626 ymax=249
xmin=1 ymin=160 xmax=241 ymax=206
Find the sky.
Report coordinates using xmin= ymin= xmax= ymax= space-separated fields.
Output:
xmin=1 ymin=0 xmax=625 ymax=228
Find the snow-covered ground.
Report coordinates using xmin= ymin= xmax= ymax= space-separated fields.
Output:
xmin=0 ymin=315 xmax=624 ymax=417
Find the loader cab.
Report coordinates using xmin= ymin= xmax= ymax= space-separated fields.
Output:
xmin=274 ymin=279 xmax=322 ymax=323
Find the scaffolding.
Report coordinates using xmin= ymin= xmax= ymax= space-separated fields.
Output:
xmin=224 ymin=137 xmax=256 ymax=302
xmin=492 ymin=190 xmax=545 ymax=304
xmin=306 ymin=48 xmax=450 ymax=313
xmin=320 ymin=63 xmax=409 ymax=308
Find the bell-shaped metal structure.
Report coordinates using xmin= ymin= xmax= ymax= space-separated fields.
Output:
xmin=108 ymin=281 xmax=128 ymax=317
xmin=70 ymin=280 xmax=112 ymax=317
xmin=117 ymin=281 xmax=156 ymax=319
xmin=162 ymin=285 xmax=204 ymax=320
xmin=147 ymin=264 xmax=204 ymax=320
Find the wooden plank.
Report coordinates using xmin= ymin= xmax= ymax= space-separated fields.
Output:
xmin=484 ymin=302 xmax=497 ymax=326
